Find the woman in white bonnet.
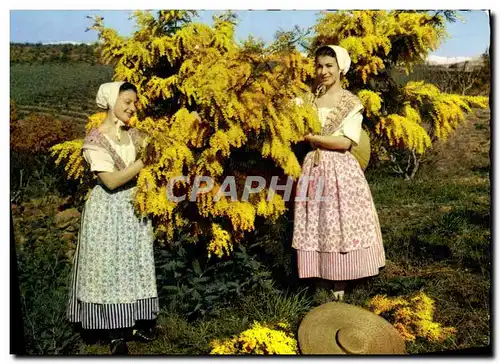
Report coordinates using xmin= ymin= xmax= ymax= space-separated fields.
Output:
xmin=292 ymin=46 xmax=385 ymax=301
xmin=67 ymin=81 xmax=158 ymax=355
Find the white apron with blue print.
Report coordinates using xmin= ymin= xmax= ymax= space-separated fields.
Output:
xmin=67 ymin=127 xmax=159 ymax=330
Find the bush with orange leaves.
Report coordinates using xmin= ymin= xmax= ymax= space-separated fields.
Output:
xmin=10 ymin=113 xmax=79 ymax=154
xmin=11 ymin=113 xmax=81 ymax=203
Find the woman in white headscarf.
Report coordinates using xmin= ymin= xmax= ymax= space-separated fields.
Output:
xmin=292 ymin=46 xmax=385 ymax=301
xmin=67 ymin=81 xmax=158 ymax=355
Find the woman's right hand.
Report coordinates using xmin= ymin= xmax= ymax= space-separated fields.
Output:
xmin=99 ymin=159 xmax=146 ymax=191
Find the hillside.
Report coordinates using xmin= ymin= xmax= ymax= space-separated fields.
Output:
xmin=10 ymin=43 xmax=103 ymax=64
xmin=10 ymin=62 xmax=114 ymax=134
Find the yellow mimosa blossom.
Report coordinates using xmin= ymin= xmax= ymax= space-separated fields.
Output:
xmin=210 ymin=321 xmax=297 ymax=355
xmin=367 ymin=291 xmax=457 ymax=343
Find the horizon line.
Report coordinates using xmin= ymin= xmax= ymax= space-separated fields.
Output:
xmin=9 ymin=41 xmax=487 ymax=60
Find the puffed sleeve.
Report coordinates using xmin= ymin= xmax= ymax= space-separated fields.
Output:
xmin=338 ymin=111 xmax=363 ymax=146
xmin=82 ymin=149 xmax=115 ymax=173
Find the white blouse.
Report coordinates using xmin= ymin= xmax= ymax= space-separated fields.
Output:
xmin=83 ymin=133 xmax=136 ymax=173
xmin=317 ymin=106 xmax=363 ymax=146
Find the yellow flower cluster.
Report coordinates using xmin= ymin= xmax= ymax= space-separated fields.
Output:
xmin=358 ymin=90 xmax=382 ymax=117
xmin=376 ymin=106 xmax=432 ymax=154
xmin=371 ymin=80 xmax=490 ymax=154
xmin=367 ymin=292 xmax=457 ymax=343
xmin=194 ymin=176 xmax=289 ymax=248
xmin=85 ymin=111 xmax=108 ymax=132
xmin=50 ymin=139 xmax=87 ymax=182
xmin=403 ymin=81 xmax=489 ymax=141
xmin=254 ymin=189 xmax=287 ymax=222
xmin=220 ymin=200 xmax=256 ymax=232
xmin=207 ymin=223 xmax=232 ymax=258
xmin=198 ymin=184 xmax=256 ymax=233
xmin=432 ymin=94 xmax=488 ymax=140
xmin=210 ymin=321 xmax=298 ymax=355
xmin=313 ymin=11 xmax=442 ymax=81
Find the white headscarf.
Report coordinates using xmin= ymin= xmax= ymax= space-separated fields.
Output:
xmin=316 ymin=45 xmax=351 ymax=75
xmin=96 ymin=81 xmax=126 ymax=141
xmin=96 ymin=81 xmax=125 ymax=110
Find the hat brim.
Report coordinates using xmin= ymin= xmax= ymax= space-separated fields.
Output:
xmin=298 ymin=302 xmax=407 ymax=355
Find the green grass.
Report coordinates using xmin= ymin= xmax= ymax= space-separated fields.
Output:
xmin=355 ymin=109 xmax=490 ymax=353
xmin=10 ymin=63 xmax=113 ymax=111
xmin=15 ymin=197 xmax=83 ymax=354
xmin=80 ymin=290 xmax=312 ymax=355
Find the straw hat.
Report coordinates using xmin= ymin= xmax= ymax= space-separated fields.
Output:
xmin=298 ymin=302 xmax=406 ymax=355
xmin=350 ymin=129 xmax=371 ymax=171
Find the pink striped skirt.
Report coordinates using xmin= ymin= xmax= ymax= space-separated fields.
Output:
xmin=296 ymin=243 xmax=385 ymax=281
xmin=293 ymin=149 xmax=385 ymax=281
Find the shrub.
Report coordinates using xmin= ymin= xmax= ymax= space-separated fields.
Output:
xmin=10 ymin=113 xmax=81 ymax=203
xmin=11 ymin=113 xmax=78 ymax=154
xmin=155 ymin=230 xmax=275 ymax=320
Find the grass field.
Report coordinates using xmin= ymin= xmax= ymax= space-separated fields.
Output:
xmin=11 ymin=62 xmax=491 ymax=355
xmin=10 ymin=63 xmax=113 ymax=124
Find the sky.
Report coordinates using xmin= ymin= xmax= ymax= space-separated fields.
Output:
xmin=9 ymin=10 xmax=491 ymax=58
